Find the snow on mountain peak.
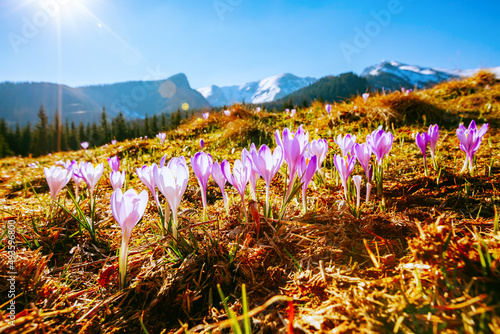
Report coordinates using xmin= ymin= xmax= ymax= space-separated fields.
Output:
xmin=198 ymin=73 xmax=316 ymax=107
xmin=361 ymin=60 xmax=458 ymax=88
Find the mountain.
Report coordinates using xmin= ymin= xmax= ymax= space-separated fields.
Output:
xmin=361 ymin=60 xmax=460 ymax=91
xmin=266 ymin=72 xmax=368 ymax=109
xmin=197 ymin=73 xmax=317 ymax=107
xmin=0 ymin=73 xmax=210 ymax=126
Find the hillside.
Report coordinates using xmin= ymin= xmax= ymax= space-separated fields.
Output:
xmin=0 ymin=71 xmax=499 ymax=333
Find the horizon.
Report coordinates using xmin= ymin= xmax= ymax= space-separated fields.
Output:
xmin=1 ymin=0 xmax=499 ymax=88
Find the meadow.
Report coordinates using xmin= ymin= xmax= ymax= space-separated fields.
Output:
xmin=0 ymin=71 xmax=499 ymax=333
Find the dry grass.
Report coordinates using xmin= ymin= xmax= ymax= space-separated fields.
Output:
xmin=0 ymin=72 xmax=499 ymax=333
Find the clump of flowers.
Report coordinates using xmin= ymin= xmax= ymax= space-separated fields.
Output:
xmin=456 ymin=120 xmax=488 ymax=175
xmin=367 ymin=126 xmax=393 ymax=196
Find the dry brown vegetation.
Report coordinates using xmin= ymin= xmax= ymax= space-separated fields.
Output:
xmin=1 ymin=72 xmax=499 ymax=333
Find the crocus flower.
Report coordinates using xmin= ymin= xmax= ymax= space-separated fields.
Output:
xmin=80 ymin=162 xmax=104 ymax=199
xmin=242 ymin=144 xmax=260 ymax=201
xmin=297 ymin=155 xmax=318 ymax=213
xmin=224 ymin=109 xmax=231 ymax=116
xmin=415 ymin=132 xmax=430 ymax=176
xmin=110 ymin=171 xmax=126 ymax=191
xmin=353 ymin=175 xmax=362 ymax=210
xmin=110 ymin=188 xmax=148 ymax=289
xmin=290 ymin=109 xmax=296 ymax=117
xmin=191 ymin=151 xmax=214 ymax=220
xmin=156 ymin=132 xmax=166 ymax=145
xmin=202 ymin=112 xmax=209 ymax=120
xmin=353 ymin=143 xmax=372 ymax=181
xmin=111 ymin=139 xmax=117 ymax=145
xmin=366 ymin=182 xmax=372 ymax=204
xmin=67 ymin=160 xmax=85 ymax=198
xmin=199 ymin=139 xmax=205 ymax=150
xmin=334 ymin=134 xmax=356 ymax=157
xmin=256 ymin=107 xmax=261 ymax=112
xmin=81 ymin=142 xmax=89 ymax=150
xmin=44 ymin=166 xmax=73 ymax=209
xmin=366 ymin=126 xmax=393 ymax=166
xmin=366 ymin=126 xmax=393 ymax=195
xmin=211 ymin=161 xmax=229 ymax=214
xmin=221 ymin=158 xmax=252 ymax=222
xmin=285 ymin=108 xmax=290 ymax=113
xmin=334 ymin=154 xmax=356 ymax=201
xmin=28 ymin=162 xmax=39 ymax=168
xmin=428 ymin=124 xmax=439 ymax=168
xmin=153 ymin=158 xmax=189 ymax=239
xmin=136 ymin=165 xmax=161 ymax=209
xmin=456 ymin=120 xmax=489 ymax=174
xmin=325 ymin=104 xmax=332 ymax=114
xmin=250 ymin=144 xmax=283 ymax=214
xmin=308 ymin=139 xmax=328 ymax=170
xmin=275 ymin=125 xmax=310 ymax=198
xmin=362 ymin=93 xmax=369 ymax=102
xmin=107 ymin=156 xmax=120 ymax=172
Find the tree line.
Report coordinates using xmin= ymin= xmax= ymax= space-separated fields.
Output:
xmin=0 ymin=105 xmax=193 ymax=158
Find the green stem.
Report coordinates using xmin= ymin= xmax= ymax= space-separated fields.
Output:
xmin=240 ymin=193 xmax=248 ymax=222
xmin=119 ymin=235 xmax=130 ymax=290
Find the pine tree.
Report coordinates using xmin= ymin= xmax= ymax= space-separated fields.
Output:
xmin=112 ymin=112 xmax=128 ymax=141
xmin=21 ymin=122 xmax=32 ymax=156
xmin=99 ymin=107 xmax=110 ymax=144
xmin=34 ymin=105 xmax=49 ymax=156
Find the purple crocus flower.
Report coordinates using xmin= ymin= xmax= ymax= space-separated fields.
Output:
xmin=428 ymin=124 xmax=439 ymax=166
xmin=362 ymin=93 xmax=370 ymax=102
xmin=456 ymin=120 xmax=489 ymax=174
xmin=111 ymin=188 xmax=148 ymax=289
xmin=79 ymin=162 xmax=104 ymax=200
xmin=308 ymin=139 xmax=328 ymax=170
xmin=256 ymin=107 xmax=261 ymax=113
xmin=221 ymin=158 xmax=252 ymax=222
xmin=111 ymin=139 xmax=117 ymax=145
xmin=81 ymin=142 xmax=89 ymax=150
xmin=353 ymin=143 xmax=372 ymax=181
xmin=366 ymin=126 xmax=393 ymax=166
xmin=153 ymin=158 xmax=189 ymax=239
xmin=156 ymin=132 xmax=166 ymax=145
xmin=250 ymin=144 xmax=283 ymax=213
xmin=107 ymin=156 xmax=120 ymax=172
xmin=242 ymin=144 xmax=260 ymax=201
xmin=211 ymin=161 xmax=229 ymax=214
xmin=333 ymin=154 xmax=356 ymax=201
xmin=191 ymin=151 xmax=214 ymax=219
xmin=67 ymin=160 xmax=85 ymax=198
xmin=353 ymin=175 xmax=362 ymax=210
xmin=275 ymin=125 xmax=310 ymax=197
xmin=285 ymin=108 xmax=290 ymax=113
xmin=199 ymin=139 xmax=205 ymax=151
xmin=202 ymin=112 xmax=209 ymax=120
xmin=136 ymin=165 xmax=162 ymax=209
xmin=110 ymin=171 xmax=126 ymax=191
xmin=325 ymin=104 xmax=332 ymax=114
xmin=415 ymin=132 xmax=430 ymax=175
xmin=290 ymin=109 xmax=296 ymax=118
xmin=44 ymin=165 xmax=73 ymax=203
xmin=224 ymin=109 xmax=231 ymax=116
xmin=297 ymin=154 xmax=318 ymax=213
xmin=334 ymin=134 xmax=356 ymax=157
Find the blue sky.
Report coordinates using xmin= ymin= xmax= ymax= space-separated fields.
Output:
xmin=0 ymin=0 xmax=499 ymax=88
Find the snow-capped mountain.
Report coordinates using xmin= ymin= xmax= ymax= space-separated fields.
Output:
xmin=198 ymin=73 xmax=317 ymax=107
xmin=439 ymin=66 xmax=500 ymax=79
xmin=361 ymin=60 xmax=459 ymax=90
